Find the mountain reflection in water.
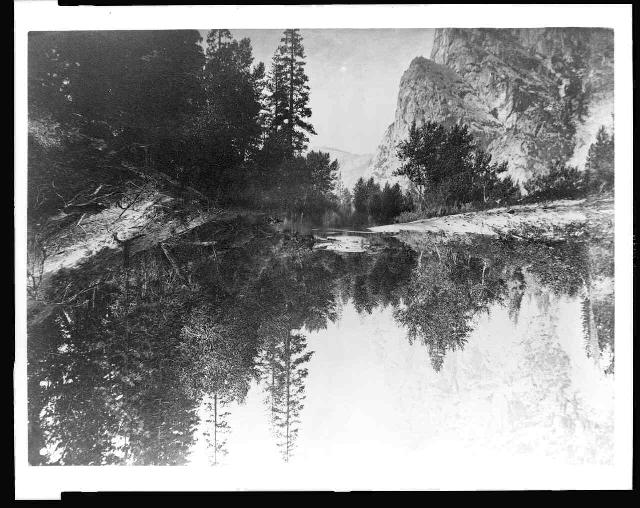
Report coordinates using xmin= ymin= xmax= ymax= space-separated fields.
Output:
xmin=27 ymin=217 xmax=614 ymax=467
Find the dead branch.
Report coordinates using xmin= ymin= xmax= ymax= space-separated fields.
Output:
xmin=66 ymin=190 xmax=119 ymax=209
xmin=113 ymin=188 xmax=145 ymax=223
xmin=51 ymin=180 xmax=68 ymax=207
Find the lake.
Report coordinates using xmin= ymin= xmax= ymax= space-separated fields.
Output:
xmin=27 ymin=216 xmax=615 ymax=469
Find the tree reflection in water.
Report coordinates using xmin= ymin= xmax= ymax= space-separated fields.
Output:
xmin=27 ymin=217 xmax=613 ymax=465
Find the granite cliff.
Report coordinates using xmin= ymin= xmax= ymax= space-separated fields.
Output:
xmin=370 ymin=28 xmax=614 ymax=187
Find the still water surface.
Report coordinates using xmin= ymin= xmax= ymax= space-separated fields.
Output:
xmin=28 ymin=217 xmax=615 ymax=468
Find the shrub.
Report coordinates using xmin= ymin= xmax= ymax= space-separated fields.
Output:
xmin=394 ymin=121 xmax=520 ymax=209
xmin=584 ymin=126 xmax=614 ymax=193
xmin=523 ymin=161 xmax=588 ymax=201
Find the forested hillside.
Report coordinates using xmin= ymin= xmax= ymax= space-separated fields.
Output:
xmin=28 ymin=30 xmax=338 ymax=230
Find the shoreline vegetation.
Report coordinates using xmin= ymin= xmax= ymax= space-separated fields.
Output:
xmin=27 ymin=29 xmax=615 ymax=305
xmin=370 ymin=193 xmax=613 ymax=243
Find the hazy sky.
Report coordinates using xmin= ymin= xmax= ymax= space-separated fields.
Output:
xmin=199 ymin=29 xmax=434 ymax=154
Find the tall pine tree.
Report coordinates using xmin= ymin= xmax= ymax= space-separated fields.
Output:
xmin=268 ymin=29 xmax=316 ymax=159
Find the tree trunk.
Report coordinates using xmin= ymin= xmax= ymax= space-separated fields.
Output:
xmin=289 ymin=32 xmax=295 ymax=155
xmin=285 ymin=332 xmax=291 ymax=462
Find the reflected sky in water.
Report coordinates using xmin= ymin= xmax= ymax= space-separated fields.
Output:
xmin=27 ymin=217 xmax=615 ymax=468
xmin=191 ymin=284 xmax=614 ymax=468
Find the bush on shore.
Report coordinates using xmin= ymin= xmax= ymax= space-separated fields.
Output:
xmin=387 ymin=121 xmax=614 ymax=223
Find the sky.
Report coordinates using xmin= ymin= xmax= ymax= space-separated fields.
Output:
xmin=199 ymin=29 xmax=434 ymax=155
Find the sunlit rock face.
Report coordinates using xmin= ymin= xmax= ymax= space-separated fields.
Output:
xmin=370 ymin=28 xmax=614 ymax=187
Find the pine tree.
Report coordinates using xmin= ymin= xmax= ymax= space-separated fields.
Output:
xmin=205 ymin=29 xmax=233 ymax=59
xmin=339 ymin=187 xmax=353 ymax=216
xmin=258 ymin=322 xmax=313 ymax=463
xmin=252 ymin=61 xmax=270 ymax=147
xmin=585 ymin=125 xmax=614 ymax=193
xmin=268 ymin=29 xmax=316 ymax=158
xmin=381 ymin=182 xmax=405 ymax=221
xmin=272 ymin=331 xmax=313 ymax=462
xmin=352 ymin=177 xmax=368 ymax=215
xmin=365 ymin=178 xmax=382 ymax=218
xmin=201 ymin=29 xmax=264 ymax=194
xmin=307 ymin=150 xmax=338 ymax=196
xmin=267 ymin=52 xmax=287 ymax=136
xmin=202 ymin=392 xmax=232 ymax=465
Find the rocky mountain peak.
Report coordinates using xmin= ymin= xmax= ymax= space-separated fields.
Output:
xmin=369 ymin=28 xmax=614 ymax=188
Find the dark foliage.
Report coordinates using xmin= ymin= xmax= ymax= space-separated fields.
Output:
xmin=351 ymin=177 xmax=412 ymax=224
xmin=28 ymin=29 xmax=337 ymax=229
xmin=393 ymin=120 xmax=614 ymax=220
xmin=523 ymin=161 xmax=587 ymax=201
xmin=394 ymin=121 xmax=520 ymax=211
xmin=518 ymin=126 xmax=613 ymax=203
xmin=584 ymin=126 xmax=614 ymax=193
xmin=28 ymin=30 xmax=206 ymax=224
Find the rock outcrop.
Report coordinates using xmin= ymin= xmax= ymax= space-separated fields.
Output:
xmin=370 ymin=28 xmax=614 ymax=186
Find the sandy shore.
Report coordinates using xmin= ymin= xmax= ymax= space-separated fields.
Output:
xmin=369 ymin=196 xmax=613 ymax=241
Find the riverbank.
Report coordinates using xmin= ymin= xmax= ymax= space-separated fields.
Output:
xmin=370 ymin=194 xmax=614 ymax=242
xmin=26 ymin=180 xmax=264 ymax=326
